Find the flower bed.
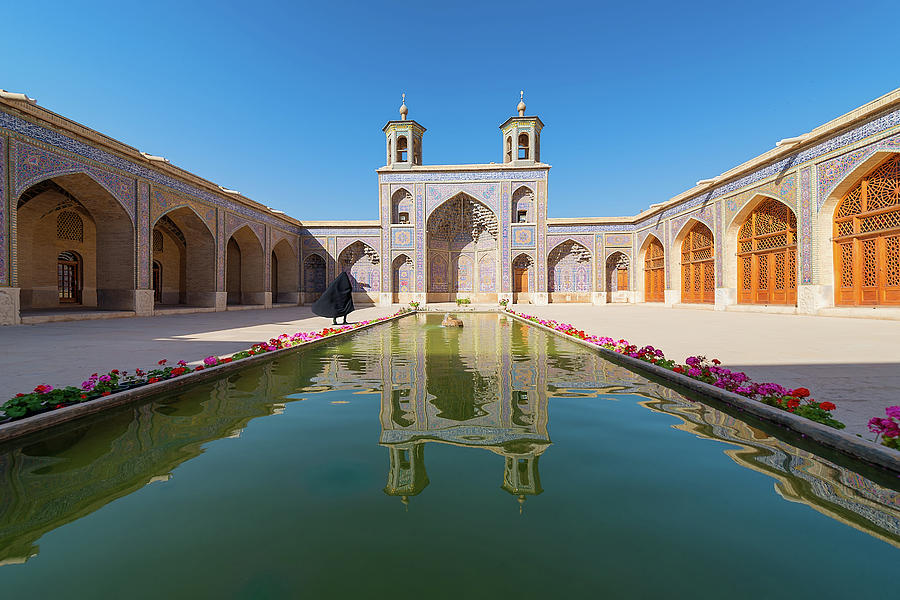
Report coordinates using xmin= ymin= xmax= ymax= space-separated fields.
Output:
xmin=507 ymin=310 xmax=846 ymax=430
xmin=1 ymin=309 xmax=412 ymax=423
xmin=868 ymin=406 xmax=900 ymax=450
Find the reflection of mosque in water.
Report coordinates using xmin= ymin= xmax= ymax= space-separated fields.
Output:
xmin=1 ymin=315 xmax=899 ymax=565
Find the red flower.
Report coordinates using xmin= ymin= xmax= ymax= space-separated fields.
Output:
xmin=819 ymin=401 xmax=836 ymax=411
xmin=101 ymin=391 xmax=111 ymax=396
xmin=787 ymin=398 xmax=800 ymax=409
xmin=54 ymin=403 xmax=64 ymax=409
xmin=15 ymin=393 xmax=25 ymax=397
xmin=80 ymin=395 xmax=87 ymax=400
xmin=158 ymin=359 xmax=167 ymax=366
xmin=673 ymin=366 xmax=684 ymax=374
xmin=712 ymin=359 xmax=721 ymax=365
xmin=148 ymin=377 xmax=159 ymax=384
xmin=111 ymin=369 xmax=120 ymax=374
xmin=791 ymin=387 xmax=810 ymax=398
xmin=194 ymin=365 xmax=204 ymax=371
xmin=221 ymin=357 xmax=233 ymax=363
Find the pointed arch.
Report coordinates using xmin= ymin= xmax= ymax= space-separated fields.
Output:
xmin=392 ymin=253 xmax=414 ymax=303
xmin=547 ymin=239 xmax=591 ymax=301
xmin=830 ymin=153 xmax=900 ymax=305
xmin=152 ymin=206 xmax=216 ymax=307
xmin=226 ymin=225 xmax=265 ymax=305
xmin=338 ymin=240 xmax=380 ymax=303
xmin=675 ymin=220 xmax=715 ymax=304
xmin=512 ymin=253 xmax=534 ymax=303
xmin=302 ymin=253 xmax=327 ymax=303
xmin=731 ymin=197 xmax=798 ymax=305
xmin=15 ymin=173 xmax=135 ymax=311
xmin=815 ymin=150 xmax=900 ymax=300
xmin=723 ymin=193 xmax=797 ymax=291
xmin=271 ymin=238 xmax=299 ymax=304
xmin=391 ymin=188 xmax=414 ymax=224
xmin=605 ymin=251 xmax=630 ymax=301
xmin=639 ymin=234 xmax=665 ymax=303
xmin=512 ymin=185 xmax=535 ymax=223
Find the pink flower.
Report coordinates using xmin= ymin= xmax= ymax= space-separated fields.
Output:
xmin=203 ymin=356 xmax=219 ymax=366
xmin=885 ymin=406 xmax=900 ymax=419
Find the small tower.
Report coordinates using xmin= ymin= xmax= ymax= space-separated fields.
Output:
xmin=500 ymin=91 xmax=544 ymax=164
xmin=383 ymin=93 xmax=425 ymax=168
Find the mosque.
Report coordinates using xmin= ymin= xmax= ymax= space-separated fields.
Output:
xmin=0 ymin=86 xmax=899 ymax=325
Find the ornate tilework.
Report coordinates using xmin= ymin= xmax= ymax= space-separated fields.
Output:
xmin=800 ymin=167 xmax=813 ymax=284
xmin=225 ymin=212 xmax=265 ymax=246
xmin=0 ymin=111 xmax=302 ymax=233
xmin=300 ymin=227 xmax=381 ymax=236
xmin=13 ymin=140 xmax=136 ymax=222
xmin=380 ymin=169 xmax=548 ymax=183
xmin=391 ymin=227 xmax=414 ymax=248
xmin=216 ymin=210 xmax=225 ymax=289
xmin=429 ymin=254 xmax=448 ymax=292
xmin=604 ymin=233 xmax=631 ymax=247
xmin=549 ymin=223 xmax=636 ymax=233
xmin=714 ymin=201 xmax=723 ymax=285
xmin=537 ymin=182 xmax=546 ymax=291
xmin=510 ymin=225 xmax=535 ymax=248
xmin=595 ymin=234 xmax=604 ymax=290
xmin=426 ymin=183 xmax=500 ymax=218
xmin=720 ymin=173 xmax=797 ymax=229
xmin=303 ymin=253 xmax=326 ymax=293
xmin=415 ymin=184 xmax=425 ymax=292
xmin=479 ymin=254 xmax=496 ymax=292
xmin=456 ymin=254 xmax=474 ymax=292
xmin=0 ymin=136 xmax=6 ymax=285
xmin=547 ymin=234 xmax=593 ymax=255
xmin=338 ymin=240 xmax=380 ymax=293
xmin=816 ymin=132 xmax=900 ymax=208
xmin=336 ymin=236 xmax=380 ymax=258
xmin=501 ymin=182 xmax=510 ymax=292
xmin=150 ymin=186 xmax=216 ymax=234
xmin=138 ymin=182 xmax=150 ymax=288
xmin=381 ymin=185 xmax=390 ymax=291
xmin=548 ymin=240 xmax=592 ymax=293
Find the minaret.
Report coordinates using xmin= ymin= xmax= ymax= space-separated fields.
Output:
xmin=383 ymin=93 xmax=426 ymax=167
xmin=500 ymin=91 xmax=544 ymax=164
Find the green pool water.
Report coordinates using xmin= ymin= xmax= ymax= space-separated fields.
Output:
xmin=0 ymin=313 xmax=897 ymax=599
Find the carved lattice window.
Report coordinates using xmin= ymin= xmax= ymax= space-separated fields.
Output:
xmin=57 ymin=211 xmax=83 ymax=242
xmin=643 ymin=237 xmax=665 ymax=302
xmin=737 ymin=199 xmax=797 ymax=305
xmin=680 ymin=222 xmax=714 ymax=304
xmin=833 ymin=154 xmax=900 ymax=305
xmin=153 ymin=230 xmax=164 ymax=252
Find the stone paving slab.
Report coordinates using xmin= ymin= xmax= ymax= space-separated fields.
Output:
xmin=0 ymin=306 xmax=395 ymax=401
xmin=515 ymin=304 xmax=900 ymax=437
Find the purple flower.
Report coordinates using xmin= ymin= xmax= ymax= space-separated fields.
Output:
xmin=98 ymin=374 xmax=111 ymax=383
xmin=885 ymin=406 xmax=900 ymax=419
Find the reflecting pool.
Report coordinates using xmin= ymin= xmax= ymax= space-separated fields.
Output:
xmin=0 ymin=313 xmax=897 ymax=598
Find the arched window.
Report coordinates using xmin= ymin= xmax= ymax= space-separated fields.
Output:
xmin=512 ymin=186 xmax=534 ymax=223
xmin=643 ymin=237 xmax=665 ymax=302
xmin=396 ymin=136 xmax=408 ymax=162
xmin=518 ymin=133 xmax=529 ymax=160
xmin=391 ymin=189 xmax=413 ymax=224
xmin=834 ymin=155 xmax=900 ymax=305
xmin=680 ymin=222 xmax=715 ymax=304
xmin=506 ymin=136 xmax=513 ymax=162
xmin=738 ymin=200 xmax=797 ymax=305
xmin=57 ymin=251 xmax=81 ymax=303
xmin=56 ymin=211 xmax=83 ymax=242
xmin=153 ymin=229 xmax=164 ymax=252
xmin=413 ymin=138 xmax=421 ymax=165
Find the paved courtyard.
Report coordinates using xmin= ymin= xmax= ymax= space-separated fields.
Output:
xmin=1 ymin=304 xmax=897 ymax=437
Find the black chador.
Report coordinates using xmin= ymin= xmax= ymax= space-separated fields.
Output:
xmin=311 ymin=272 xmax=355 ymax=324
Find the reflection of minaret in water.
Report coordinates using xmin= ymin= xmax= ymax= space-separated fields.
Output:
xmin=501 ymin=452 xmax=543 ymax=514
xmin=383 ymin=441 xmax=429 ymax=508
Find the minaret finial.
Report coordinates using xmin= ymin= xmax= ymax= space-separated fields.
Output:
xmin=399 ymin=93 xmax=408 ymax=120
xmin=517 ymin=90 xmax=526 ymax=116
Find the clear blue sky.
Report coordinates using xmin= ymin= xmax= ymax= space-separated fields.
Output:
xmin=3 ymin=0 xmax=898 ymax=220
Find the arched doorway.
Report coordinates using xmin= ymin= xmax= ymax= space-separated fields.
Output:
xmin=680 ymin=222 xmax=715 ymax=304
xmin=152 ymin=207 xmax=216 ymax=308
xmin=548 ymin=240 xmax=591 ymax=302
xmin=512 ymin=254 xmax=533 ymax=304
xmin=606 ymin=252 xmax=629 ymax=302
xmin=57 ymin=251 xmax=82 ymax=303
xmin=643 ymin=236 xmax=665 ymax=303
xmin=392 ymin=254 xmax=413 ymax=303
xmin=226 ymin=226 xmax=264 ymax=305
xmin=338 ymin=241 xmax=380 ymax=304
xmin=152 ymin=260 xmax=162 ymax=303
xmin=16 ymin=174 xmax=135 ymax=311
xmin=302 ymin=254 xmax=326 ymax=304
xmin=271 ymin=239 xmax=299 ymax=304
xmin=737 ymin=200 xmax=797 ymax=305
xmin=426 ymin=192 xmax=499 ymax=302
xmin=834 ymin=154 xmax=900 ymax=306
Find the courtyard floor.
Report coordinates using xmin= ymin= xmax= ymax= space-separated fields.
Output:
xmin=1 ymin=304 xmax=897 ymax=437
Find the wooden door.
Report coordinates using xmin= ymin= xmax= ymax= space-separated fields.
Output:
xmin=680 ymin=223 xmax=715 ymax=304
xmin=643 ymin=237 xmax=665 ymax=302
xmin=57 ymin=251 xmax=81 ymax=304
xmin=514 ymin=268 xmax=529 ymax=293
xmin=834 ymin=155 xmax=900 ymax=306
xmin=737 ymin=200 xmax=797 ymax=305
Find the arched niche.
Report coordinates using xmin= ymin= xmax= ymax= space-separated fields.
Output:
xmin=547 ymin=240 xmax=591 ymax=303
xmin=226 ymin=225 xmax=265 ymax=305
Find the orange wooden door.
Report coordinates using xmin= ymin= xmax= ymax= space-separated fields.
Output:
xmin=616 ymin=267 xmax=628 ymax=291
xmin=514 ymin=268 xmax=528 ymax=293
xmin=834 ymin=156 xmax=900 ymax=306
xmin=680 ymin=223 xmax=715 ymax=304
xmin=643 ymin=237 xmax=665 ymax=302
xmin=737 ymin=200 xmax=797 ymax=305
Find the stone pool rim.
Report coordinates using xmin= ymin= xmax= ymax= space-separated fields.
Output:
xmin=0 ymin=311 xmax=416 ymax=444
xmin=503 ymin=310 xmax=900 ymax=476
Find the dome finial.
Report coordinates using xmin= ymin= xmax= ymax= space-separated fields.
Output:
xmin=399 ymin=93 xmax=408 ymax=120
xmin=517 ymin=90 xmax=526 ymax=116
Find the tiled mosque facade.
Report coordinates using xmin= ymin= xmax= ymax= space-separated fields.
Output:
xmin=1 ymin=87 xmax=900 ymax=325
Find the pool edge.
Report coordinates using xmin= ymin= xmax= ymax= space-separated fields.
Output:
xmin=0 ymin=311 xmax=416 ymax=444
xmin=505 ymin=310 xmax=900 ymax=476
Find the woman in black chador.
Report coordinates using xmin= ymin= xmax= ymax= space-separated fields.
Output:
xmin=311 ymin=272 xmax=355 ymax=324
